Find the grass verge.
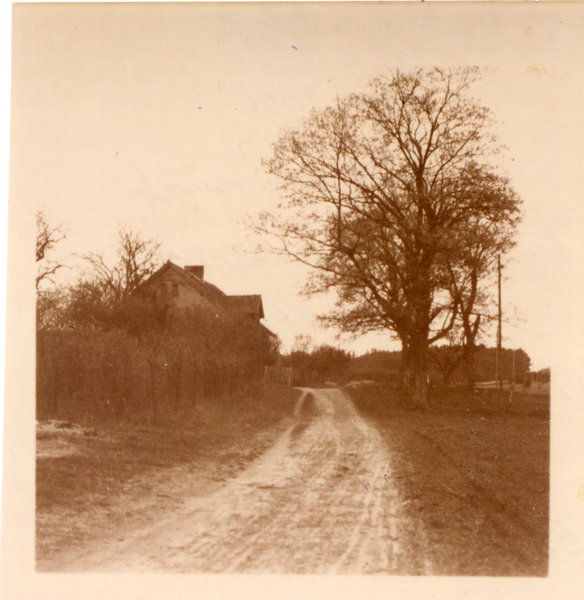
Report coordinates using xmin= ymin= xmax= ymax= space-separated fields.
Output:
xmin=36 ymin=381 xmax=301 ymax=569
xmin=346 ymin=383 xmax=550 ymax=576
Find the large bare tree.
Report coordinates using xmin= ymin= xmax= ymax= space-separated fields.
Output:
xmin=255 ymin=68 xmax=521 ymax=407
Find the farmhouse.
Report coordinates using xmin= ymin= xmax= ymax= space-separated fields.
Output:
xmin=136 ymin=260 xmax=274 ymax=334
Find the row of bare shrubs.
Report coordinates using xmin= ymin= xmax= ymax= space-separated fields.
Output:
xmin=37 ymin=310 xmax=273 ymax=424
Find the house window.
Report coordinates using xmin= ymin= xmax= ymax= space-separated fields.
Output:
xmin=157 ymin=282 xmax=178 ymax=302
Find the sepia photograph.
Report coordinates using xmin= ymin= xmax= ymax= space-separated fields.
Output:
xmin=2 ymin=2 xmax=584 ymax=599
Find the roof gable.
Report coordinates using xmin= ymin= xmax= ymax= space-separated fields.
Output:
xmin=138 ymin=261 xmax=225 ymax=309
xmin=138 ymin=262 xmax=266 ymax=320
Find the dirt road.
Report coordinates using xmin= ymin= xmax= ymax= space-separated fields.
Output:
xmin=66 ymin=387 xmax=423 ymax=574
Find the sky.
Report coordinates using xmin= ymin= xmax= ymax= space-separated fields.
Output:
xmin=10 ymin=2 xmax=584 ymax=370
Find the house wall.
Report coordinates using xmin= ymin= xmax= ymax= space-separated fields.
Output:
xmin=143 ymin=270 xmax=220 ymax=313
xmin=174 ymin=283 xmax=219 ymax=312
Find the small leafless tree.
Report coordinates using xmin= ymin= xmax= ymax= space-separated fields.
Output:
xmin=292 ymin=334 xmax=314 ymax=354
xmin=68 ymin=227 xmax=164 ymax=330
xmin=36 ymin=211 xmax=67 ymax=289
xmin=81 ymin=227 xmax=162 ymax=302
xmin=446 ymin=218 xmax=516 ymax=386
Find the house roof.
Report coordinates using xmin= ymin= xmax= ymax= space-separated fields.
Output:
xmin=136 ymin=261 xmax=225 ymax=310
xmin=224 ymin=295 xmax=265 ymax=319
xmin=138 ymin=261 xmax=267 ymax=320
xmin=259 ymin=322 xmax=277 ymax=339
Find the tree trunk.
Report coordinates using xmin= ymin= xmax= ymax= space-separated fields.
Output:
xmin=461 ymin=313 xmax=480 ymax=388
xmin=411 ymin=369 xmax=430 ymax=409
xmin=404 ymin=337 xmax=431 ymax=410
xmin=462 ymin=343 xmax=477 ymax=388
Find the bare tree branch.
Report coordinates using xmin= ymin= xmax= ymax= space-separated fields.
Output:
xmin=36 ymin=211 xmax=68 ymax=289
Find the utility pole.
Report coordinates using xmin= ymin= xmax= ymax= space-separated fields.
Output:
xmin=496 ymin=255 xmax=502 ymax=396
xmin=510 ymin=348 xmax=515 ymax=403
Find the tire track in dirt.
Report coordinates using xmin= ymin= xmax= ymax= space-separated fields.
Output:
xmin=66 ymin=387 xmax=423 ymax=574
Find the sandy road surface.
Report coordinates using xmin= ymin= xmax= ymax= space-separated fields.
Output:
xmin=69 ymin=388 xmax=418 ymax=574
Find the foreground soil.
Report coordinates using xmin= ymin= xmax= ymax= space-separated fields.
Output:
xmin=346 ymin=383 xmax=550 ymax=576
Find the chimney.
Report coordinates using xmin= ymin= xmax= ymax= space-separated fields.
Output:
xmin=184 ymin=265 xmax=204 ymax=281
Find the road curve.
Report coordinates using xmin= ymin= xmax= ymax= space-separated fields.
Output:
xmin=81 ymin=387 xmax=416 ymax=574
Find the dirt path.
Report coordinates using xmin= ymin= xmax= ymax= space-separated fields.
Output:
xmin=58 ymin=388 xmax=422 ymax=574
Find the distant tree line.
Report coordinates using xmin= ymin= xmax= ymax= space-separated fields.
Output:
xmin=279 ymin=335 xmax=354 ymax=384
xmin=271 ymin=333 xmax=539 ymax=389
xmin=275 ymin=333 xmax=538 ymax=388
xmin=349 ymin=347 xmax=534 ymax=386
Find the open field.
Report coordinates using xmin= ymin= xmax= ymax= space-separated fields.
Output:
xmin=346 ymin=383 xmax=550 ymax=576
xmin=36 ymin=382 xmax=301 ymax=568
